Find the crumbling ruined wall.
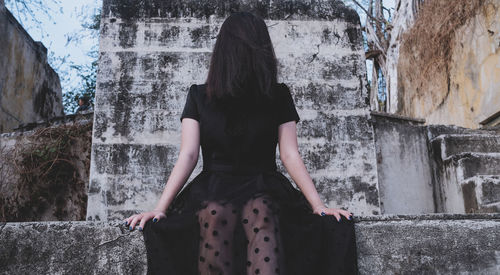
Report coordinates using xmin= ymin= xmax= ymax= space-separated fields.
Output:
xmin=0 ymin=113 xmax=93 ymax=221
xmin=385 ymin=0 xmax=419 ymax=113
xmin=0 ymin=2 xmax=64 ymax=133
xmin=396 ymin=0 xmax=500 ymax=128
xmin=88 ymin=0 xmax=381 ymax=221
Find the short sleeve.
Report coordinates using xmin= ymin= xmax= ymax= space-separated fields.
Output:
xmin=180 ymin=84 xmax=200 ymax=122
xmin=276 ymin=83 xmax=300 ymax=125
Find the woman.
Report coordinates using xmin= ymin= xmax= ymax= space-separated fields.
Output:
xmin=124 ymin=11 xmax=358 ymax=275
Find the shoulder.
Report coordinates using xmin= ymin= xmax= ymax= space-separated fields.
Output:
xmin=275 ymin=82 xmax=292 ymax=98
xmin=187 ymin=84 xmax=203 ymax=102
xmin=189 ymin=83 xmax=207 ymax=97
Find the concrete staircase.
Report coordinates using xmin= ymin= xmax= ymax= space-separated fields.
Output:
xmin=428 ymin=126 xmax=500 ymax=213
xmin=1 ymin=213 xmax=499 ymax=274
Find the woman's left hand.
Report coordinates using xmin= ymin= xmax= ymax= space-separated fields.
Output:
xmin=312 ymin=205 xmax=353 ymax=221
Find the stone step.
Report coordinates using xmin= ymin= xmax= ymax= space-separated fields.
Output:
xmin=432 ymin=152 xmax=500 ymax=213
xmin=462 ymin=175 xmax=500 ymax=213
xmin=430 ymin=133 xmax=500 ymax=160
xmin=449 ymin=152 xmax=500 ymax=179
xmin=1 ymin=213 xmax=499 ymax=274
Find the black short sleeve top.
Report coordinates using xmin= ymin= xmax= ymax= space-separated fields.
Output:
xmin=180 ymin=83 xmax=300 ymax=169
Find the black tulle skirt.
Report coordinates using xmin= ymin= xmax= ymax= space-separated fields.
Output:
xmin=142 ymin=167 xmax=359 ymax=275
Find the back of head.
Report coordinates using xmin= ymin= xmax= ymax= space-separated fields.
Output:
xmin=205 ymin=11 xmax=278 ymax=102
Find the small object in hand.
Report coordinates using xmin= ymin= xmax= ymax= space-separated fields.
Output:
xmin=320 ymin=212 xmax=326 ymax=216
xmin=153 ymin=218 xmax=158 ymax=222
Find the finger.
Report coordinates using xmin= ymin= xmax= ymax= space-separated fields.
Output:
xmin=152 ymin=214 xmax=162 ymax=222
xmin=139 ymin=215 xmax=150 ymax=231
xmin=340 ymin=210 xmax=351 ymax=219
xmin=125 ymin=215 xmax=135 ymax=226
xmin=327 ymin=209 xmax=340 ymax=221
xmin=130 ymin=215 xmax=142 ymax=230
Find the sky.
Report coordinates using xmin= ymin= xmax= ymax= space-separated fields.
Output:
xmin=6 ymin=0 xmax=101 ymax=66
xmin=5 ymin=0 xmax=101 ymax=112
xmin=5 ymin=0 xmax=395 ymax=108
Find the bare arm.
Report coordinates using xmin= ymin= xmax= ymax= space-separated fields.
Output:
xmin=278 ymin=121 xmax=325 ymax=210
xmin=153 ymin=117 xmax=201 ymax=212
xmin=125 ymin=117 xmax=200 ymax=230
xmin=278 ymin=121 xmax=352 ymax=220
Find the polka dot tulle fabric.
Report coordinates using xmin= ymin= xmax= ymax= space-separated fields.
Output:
xmin=197 ymin=195 xmax=283 ymax=274
xmin=142 ymin=170 xmax=358 ymax=275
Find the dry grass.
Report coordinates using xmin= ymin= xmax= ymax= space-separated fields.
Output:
xmin=400 ymin=0 xmax=485 ymax=83
xmin=0 ymin=122 xmax=92 ymax=221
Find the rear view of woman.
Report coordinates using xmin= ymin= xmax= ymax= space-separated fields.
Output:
xmin=125 ymin=11 xmax=358 ymax=275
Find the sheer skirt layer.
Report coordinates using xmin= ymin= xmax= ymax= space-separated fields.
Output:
xmin=142 ymin=170 xmax=358 ymax=275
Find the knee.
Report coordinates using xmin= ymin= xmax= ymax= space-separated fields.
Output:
xmin=243 ymin=197 xmax=277 ymax=229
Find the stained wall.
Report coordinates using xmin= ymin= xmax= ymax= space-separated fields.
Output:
xmin=88 ymin=0 xmax=380 ymax=221
xmin=395 ymin=0 xmax=500 ymax=128
xmin=0 ymin=1 xmax=63 ymax=133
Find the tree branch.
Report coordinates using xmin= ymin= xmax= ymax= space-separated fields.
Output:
xmin=350 ymin=0 xmax=390 ymax=25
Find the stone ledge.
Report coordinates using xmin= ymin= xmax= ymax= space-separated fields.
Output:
xmin=354 ymin=212 xmax=500 ymax=221
xmin=102 ymin=0 xmax=360 ymax=23
xmin=1 ymin=214 xmax=498 ymax=274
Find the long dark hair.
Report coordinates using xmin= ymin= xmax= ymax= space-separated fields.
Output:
xmin=204 ymin=11 xmax=279 ymax=140
xmin=205 ymin=11 xmax=278 ymax=102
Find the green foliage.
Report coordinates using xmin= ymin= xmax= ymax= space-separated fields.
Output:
xmin=62 ymin=7 xmax=101 ymax=114
xmin=62 ymin=59 xmax=98 ymax=114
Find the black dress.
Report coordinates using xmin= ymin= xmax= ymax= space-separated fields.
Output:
xmin=142 ymin=83 xmax=358 ymax=275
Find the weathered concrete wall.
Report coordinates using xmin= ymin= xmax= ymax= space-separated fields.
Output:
xmin=0 ymin=220 xmax=146 ymax=274
xmin=89 ymin=0 xmax=380 ymax=221
xmin=370 ymin=113 xmax=500 ymax=215
xmin=0 ymin=112 xmax=93 ymax=222
xmin=0 ymin=3 xmax=63 ymax=133
xmin=1 ymin=213 xmax=499 ymax=274
xmin=395 ymin=0 xmax=500 ymax=129
xmin=384 ymin=0 xmax=419 ymax=113
xmin=427 ymin=125 xmax=500 ymax=213
xmin=370 ymin=111 xmax=435 ymax=214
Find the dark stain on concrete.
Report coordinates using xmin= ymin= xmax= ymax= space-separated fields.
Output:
xmin=321 ymin=28 xmax=341 ymax=44
xmin=33 ymin=81 xmax=57 ymax=119
xmin=462 ymin=180 xmax=478 ymax=213
xmin=481 ymin=177 xmax=500 ymax=205
xmin=190 ymin=25 xmax=211 ymax=47
xmin=102 ymin=0 xmax=360 ymax=24
xmin=351 ymin=176 xmax=379 ymax=206
xmin=118 ymin=22 xmax=138 ymax=48
xmin=345 ymin=27 xmax=361 ymax=50
xmin=159 ymin=25 xmax=181 ymax=44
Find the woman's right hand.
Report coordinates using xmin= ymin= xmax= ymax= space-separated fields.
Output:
xmin=124 ymin=210 xmax=167 ymax=231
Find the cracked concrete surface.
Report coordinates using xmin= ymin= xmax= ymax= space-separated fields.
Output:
xmin=0 ymin=213 xmax=499 ymax=274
